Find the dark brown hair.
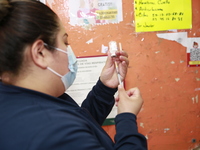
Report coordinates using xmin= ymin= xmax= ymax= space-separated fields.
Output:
xmin=0 ymin=0 xmax=60 ymax=76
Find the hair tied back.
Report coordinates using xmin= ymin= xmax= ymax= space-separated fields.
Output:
xmin=0 ymin=0 xmax=12 ymax=23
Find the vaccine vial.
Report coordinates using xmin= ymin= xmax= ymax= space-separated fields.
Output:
xmin=109 ymin=41 xmax=118 ymax=57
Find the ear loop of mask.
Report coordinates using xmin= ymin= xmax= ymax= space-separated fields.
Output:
xmin=47 ymin=67 xmax=63 ymax=78
xmin=44 ymin=43 xmax=68 ymax=78
xmin=44 ymin=43 xmax=68 ymax=54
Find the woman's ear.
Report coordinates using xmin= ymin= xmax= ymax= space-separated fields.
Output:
xmin=30 ymin=40 xmax=49 ymax=69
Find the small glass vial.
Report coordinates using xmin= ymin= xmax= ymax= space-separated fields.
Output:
xmin=109 ymin=41 xmax=118 ymax=57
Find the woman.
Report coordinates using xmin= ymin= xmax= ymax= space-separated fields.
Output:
xmin=0 ymin=0 xmax=147 ymax=149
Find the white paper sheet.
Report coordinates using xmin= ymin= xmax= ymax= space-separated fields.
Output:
xmin=67 ymin=56 xmax=117 ymax=119
xmin=157 ymin=32 xmax=188 ymax=47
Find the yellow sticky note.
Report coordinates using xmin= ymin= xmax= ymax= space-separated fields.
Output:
xmin=134 ymin=0 xmax=192 ymax=32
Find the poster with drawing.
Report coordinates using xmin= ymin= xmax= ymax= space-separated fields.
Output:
xmin=68 ymin=0 xmax=123 ymax=26
xmin=187 ymin=38 xmax=200 ymax=67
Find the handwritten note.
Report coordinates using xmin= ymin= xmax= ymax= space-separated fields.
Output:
xmin=134 ymin=0 xmax=192 ymax=32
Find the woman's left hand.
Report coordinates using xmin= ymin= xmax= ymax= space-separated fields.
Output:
xmin=100 ymin=50 xmax=129 ymax=89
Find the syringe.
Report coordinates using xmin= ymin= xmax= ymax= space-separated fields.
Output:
xmin=109 ymin=41 xmax=123 ymax=85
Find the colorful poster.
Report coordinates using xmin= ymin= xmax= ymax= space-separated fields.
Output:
xmin=134 ymin=0 xmax=192 ymax=32
xmin=187 ymin=38 xmax=200 ymax=67
xmin=68 ymin=0 xmax=123 ymax=26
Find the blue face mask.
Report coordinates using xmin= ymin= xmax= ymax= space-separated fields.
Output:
xmin=44 ymin=43 xmax=78 ymax=91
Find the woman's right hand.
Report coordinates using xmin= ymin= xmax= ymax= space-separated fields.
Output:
xmin=116 ymin=85 xmax=144 ymax=115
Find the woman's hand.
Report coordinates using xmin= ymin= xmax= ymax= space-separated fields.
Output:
xmin=100 ymin=50 xmax=129 ymax=88
xmin=115 ymin=85 xmax=143 ymax=115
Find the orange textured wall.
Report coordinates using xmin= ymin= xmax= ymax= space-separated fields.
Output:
xmin=48 ymin=0 xmax=200 ymax=149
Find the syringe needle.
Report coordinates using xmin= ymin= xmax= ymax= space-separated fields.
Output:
xmin=119 ymin=43 xmax=122 ymax=51
xmin=114 ymin=61 xmax=122 ymax=85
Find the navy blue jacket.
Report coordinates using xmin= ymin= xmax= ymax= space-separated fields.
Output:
xmin=0 ymin=80 xmax=147 ymax=150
